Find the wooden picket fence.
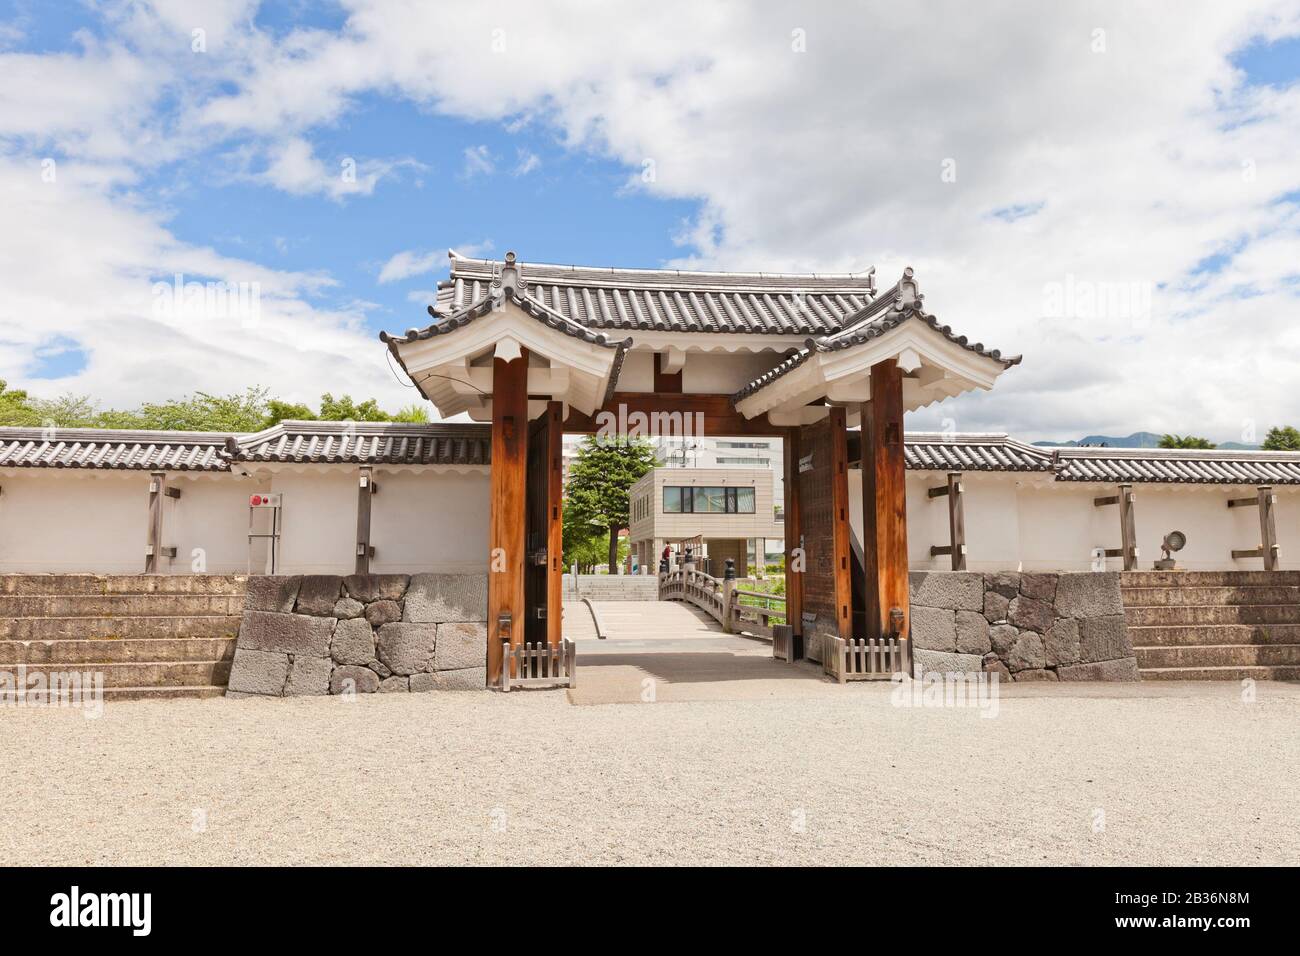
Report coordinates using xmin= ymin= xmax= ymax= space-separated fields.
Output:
xmin=823 ymin=635 xmax=907 ymax=683
xmin=501 ymin=638 xmax=577 ymax=692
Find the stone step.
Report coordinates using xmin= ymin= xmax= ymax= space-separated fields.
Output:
xmin=1127 ymin=624 xmax=1300 ymax=646
xmin=104 ymin=686 xmax=228 ymax=701
xmin=1139 ymin=665 xmax=1300 ymax=681
xmin=6 ymin=660 xmax=232 ymax=688
xmin=1124 ymin=604 xmax=1300 ymax=627
xmin=1135 ymin=644 xmax=1300 ymax=668
xmin=1121 ymin=570 xmax=1300 ymax=587
xmin=1120 ymin=585 xmax=1300 ymax=607
xmin=0 ymin=574 xmax=248 ymax=596
xmin=0 ymin=593 xmax=245 ymax=617
xmin=0 ymin=637 xmax=235 ymax=665
xmin=0 ymin=615 xmax=241 ymax=641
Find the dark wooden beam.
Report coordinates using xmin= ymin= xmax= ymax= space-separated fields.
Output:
xmin=546 ymin=400 xmax=565 ymax=644
xmin=829 ymin=407 xmax=853 ymax=642
xmin=946 ymin=472 xmax=966 ymax=571
xmin=861 ymin=359 xmax=910 ymax=644
xmin=145 ymin=471 xmax=166 ymax=573
xmin=488 ymin=351 xmax=529 ymax=686
xmin=564 ymin=392 xmax=783 ymax=437
xmin=782 ymin=427 xmax=803 ymax=653
xmin=355 ymin=465 xmax=375 ymax=574
xmin=1258 ymin=486 xmax=1279 ymax=571
xmin=653 ymin=354 xmax=683 ymax=394
xmin=1119 ymin=483 xmax=1138 ymax=572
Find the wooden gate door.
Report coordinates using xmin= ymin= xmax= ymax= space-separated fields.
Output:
xmin=525 ymin=401 xmax=564 ymax=645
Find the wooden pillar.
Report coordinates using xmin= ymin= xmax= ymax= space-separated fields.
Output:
xmin=1119 ymin=483 xmax=1138 ymax=572
xmin=860 ymin=358 xmax=910 ymax=642
xmin=829 ymin=406 xmax=853 ymax=642
xmin=545 ymin=400 xmax=564 ymax=644
xmin=145 ymin=471 xmax=165 ymax=573
xmin=487 ymin=353 xmax=528 ymax=685
xmin=355 ymin=466 xmax=376 ymax=574
xmin=1259 ymin=486 xmax=1279 ymax=571
xmin=782 ymin=427 xmax=804 ymax=651
xmin=927 ymin=472 xmax=966 ymax=570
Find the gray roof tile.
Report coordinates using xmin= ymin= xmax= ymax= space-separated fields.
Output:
xmin=0 ymin=428 xmax=230 ymax=471
xmin=233 ymin=422 xmax=491 ymax=466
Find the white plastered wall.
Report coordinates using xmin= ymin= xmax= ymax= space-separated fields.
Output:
xmin=369 ymin=469 xmax=490 ymax=573
xmin=0 ymin=470 xmax=267 ymax=573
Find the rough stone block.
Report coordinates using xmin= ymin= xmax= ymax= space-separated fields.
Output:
xmin=376 ymin=622 xmax=437 ymax=675
xmin=1057 ymin=657 xmax=1140 ymax=681
xmin=333 ymin=597 xmax=365 ymax=619
xmin=1013 ymin=668 xmax=1058 ymax=682
xmin=330 ymin=664 xmax=380 ymax=694
xmin=1044 ymin=618 xmax=1081 ymax=667
xmin=1020 ymin=573 xmax=1059 ymax=603
xmin=983 ymin=658 xmax=1011 ymax=680
xmin=245 ymin=575 xmax=301 ymax=613
xmin=331 ymin=617 xmax=376 ymax=666
xmin=955 ymin=610 xmax=991 ymax=656
xmin=1008 ymin=595 xmax=1055 ymax=633
xmin=435 ymin=622 xmax=488 ymax=671
xmin=983 ymin=590 xmax=1010 ymax=624
xmin=909 ymin=571 xmax=984 ymax=611
xmin=226 ymin=648 xmax=289 ymax=696
xmin=1054 ymin=572 xmax=1124 ymax=618
xmin=426 ymin=667 xmax=487 ymax=691
xmin=284 ymin=654 xmax=332 ymax=696
xmin=990 ymin=624 xmax=1019 ymax=658
xmin=403 ymin=573 xmax=488 ymax=623
xmin=238 ymin=610 xmax=334 ymax=657
xmin=910 ymin=606 xmax=956 ymax=652
xmin=1007 ymin=631 xmax=1046 ymax=672
xmin=912 ymin=650 xmax=984 ymax=677
xmin=368 ymin=657 xmax=392 ymax=679
xmin=987 ymin=571 xmax=1021 ymax=599
xmin=342 ymin=574 xmax=411 ymax=603
xmin=1079 ymin=614 xmax=1131 ymax=663
xmin=295 ymin=575 xmax=342 ymax=616
xmin=365 ymin=599 xmax=403 ymax=627
xmin=378 ymin=676 xmax=410 ymax=693
xmin=409 ymin=672 xmax=436 ymax=693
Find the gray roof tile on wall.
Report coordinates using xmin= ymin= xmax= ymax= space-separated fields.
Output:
xmin=232 ymin=421 xmax=492 ymax=466
xmin=1054 ymin=449 xmax=1300 ymax=485
xmin=0 ymin=428 xmax=231 ymax=471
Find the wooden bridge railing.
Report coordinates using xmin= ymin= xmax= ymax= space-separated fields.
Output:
xmin=659 ymin=568 xmax=787 ymax=639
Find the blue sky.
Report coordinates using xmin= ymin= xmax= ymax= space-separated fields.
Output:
xmin=1 ymin=1 xmax=1299 ymax=441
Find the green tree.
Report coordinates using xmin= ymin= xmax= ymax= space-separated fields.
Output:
xmin=0 ymin=380 xmax=42 ymax=426
xmin=1158 ymin=433 xmax=1216 ymax=449
xmin=1262 ymin=426 xmax=1300 ymax=451
xmin=95 ymin=387 xmax=271 ymax=432
xmin=317 ymin=393 xmax=391 ymax=422
xmin=563 ymin=435 xmax=657 ymax=572
xmin=391 ymin=403 xmax=430 ymax=423
xmin=264 ymin=399 xmax=317 ymax=425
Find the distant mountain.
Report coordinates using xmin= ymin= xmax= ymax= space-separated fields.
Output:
xmin=1033 ymin=431 xmax=1261 ymax=450
xmin=1033 ymin=431 xmax=1164 ymax=449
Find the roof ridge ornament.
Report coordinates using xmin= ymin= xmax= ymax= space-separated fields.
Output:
xmin=897 ymin=266 xmax=921 ymax=310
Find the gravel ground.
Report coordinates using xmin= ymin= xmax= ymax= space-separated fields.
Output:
xmin=2 ymin=681 xmax=1298 ymax=866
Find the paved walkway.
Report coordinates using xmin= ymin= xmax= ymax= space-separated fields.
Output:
xmin=563 ymin=599 xmax=835 ymax=704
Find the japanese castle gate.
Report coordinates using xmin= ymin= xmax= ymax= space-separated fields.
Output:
xmin=383 ymin=251 xmax=1020 ymax=683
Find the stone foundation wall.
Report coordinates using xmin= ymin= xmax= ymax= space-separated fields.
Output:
xmin=226 ymin=573 xmax=488 ymax=697
xmin=909 ymin=571 xmax=1139 ymax=681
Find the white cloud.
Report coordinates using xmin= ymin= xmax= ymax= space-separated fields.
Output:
xmin=378 ymin=249 xmax=443 ymax=284
xmin=461 ymin=144 xmax=495 ymax=177
xmin=513 ymin=148 xmax=540 ymax=176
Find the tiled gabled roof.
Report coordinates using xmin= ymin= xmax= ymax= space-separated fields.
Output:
xmin=232 ymin=421 xmax=491 ymax=466
xmin=733 ymin=268 xmax=1021 ymax=402
xmin=0 ymin=428 xmax=231 ymax=471
xmin=905 ymin=433 xmax=1054 ymax=472
xmin=423 ymin=249 xmax=878 ymax=335
xmin=1054 ymin=448 xmax=1300 ymax=485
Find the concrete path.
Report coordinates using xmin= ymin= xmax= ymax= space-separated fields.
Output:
xmin=562 ymin=599 xmax=833 ymax=704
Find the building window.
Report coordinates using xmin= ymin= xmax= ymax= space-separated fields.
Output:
xmin=663 ymin=486 xmax=755 ymax=514
xmin=716 ymin=457 xmax=770 ymax=466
